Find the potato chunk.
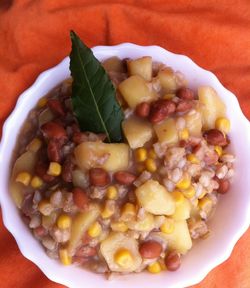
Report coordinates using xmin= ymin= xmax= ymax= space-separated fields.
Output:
xmin=122 ymin=116 xmax=153 ymax=149
xmin=118 ymin=75 xmax=156 ymax=108
xmin=157 ymin=68 xmax=178 ymax=92
xmin=126 ymin=212 xmax=154 ymax=231
xmin=184 ymin=110 xmax=202 ymax=137
xmin=67 ymin=204 xmax=100 ymax=254
xmin=152 ymin=220 xmax=192 ymax=254
xmin=100 ymin=232 xmax=142 ymax=272
xmin=198 ymin=86 xmax=226 ymax=130
xmin=74 ymin=142 xmax=130 ymax=172
xmin=135 ymin=180 xmax=175 ymax=215
xmin=154 ymin=118 xmax=178 ymax=145
xmin=127 ymin=56 xmax=152 ymax=81
xmin=172 ymin=198 xmax=191 ymax=220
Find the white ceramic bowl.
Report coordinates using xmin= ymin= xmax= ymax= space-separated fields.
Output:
xmin=0 ymin=44 xmax=250 ymax=288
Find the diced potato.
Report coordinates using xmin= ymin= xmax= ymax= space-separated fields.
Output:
xmin=184 ymin=110 xmax=202 ymax=137
xmin=118 ymin=75 xmax=157 ymax=108
xmin=198 ymin=86 xmax=226 ymax=130
xmin=153 ymin=220 xmax=192 ymax=254
xmin=100 ymin=232 xmax=142 ymax=272
xmin=10 ymin=151 xmax=37 ymax=208
xmin=172 ymin=198 xmax=191 ymax=220
xmin=126 ymin=212 xmax=154 ymax=231
xmin=154 ymin=118 xmax=178 ymax=145
xmin=135 ymin=180 xmax=175 ymax=215
xmin=127 ymin=56 xmax=152 ymax=81
xmin=74 ymin=142 xmax=130 ymax=172
xmin=102 ymin=57 xmax=125 ymax=73
xmin=67 ymin=204 xmax=100 ymax=254
xmin=157 ymin=68 xmax=178 ymax=92
xmin=38 ymin=108 xmax=54 ymax=127
xmin=122 ymin=116 xmax=153 ymax=149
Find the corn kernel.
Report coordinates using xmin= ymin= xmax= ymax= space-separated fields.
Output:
xmin=198 ymin=189 xmax=208 ymax=199
xmin=148 ymin=149 xmax=157 ymax=159
xmin=15 ymin=172 xmax=31 ymax=186
xmin=147 ymin=261 xmax=162 ymax=274
xmin=87 ymin=221 xmax=102 ymax=238
xmin=214 ymin=145 xmax=223 ymax=157
xmin=215 ymin=117 xmax=230 ymax=134
xmin=198 ymin=196 xmax=213 ymax=214
xmin=31 ymin=176 xmax=43 ymax=188
xmin=135 ymin=148 xmax=147 ymax=162
xmin=179 ymin=128 xmax=189 ymax=141
xmin=111 ymin=221 xmax=128 ymax=232
xmin=101 ymin=203 xmax=115 ymax=219
xmin=47 ymin=162 xmax=62 ymax=176
xmin=176 ymin=177 xmax=191 ymax=190
xmin=192 ymin=198 xmax=199 ymax=207
xmin=37 ymin=97 xmax=48 ymax=108
xmin=163 ymin=93 xmax=175 ymax=100
xmin=38 ymin=199 xmax=53 ymax=216
xmin=182 ymin=185 xmax=196 ymax=199
xmin=106 ymin=186 xmax=118 ymax=200
xmin=114 ymin=249 xmax=134 ymax=269
xmin=27 ymin=138 xmax=42 ymax=152
xmin=121 ymin=203 xmax=137 ymax=221
xmin=145 ymin=158 xmax=157 ymax=172
xmin=160 ymin=218 xmax=175 ymax=234
xmin=187 ymin=153 xmax=200 ymax=164
xmin=57 ymin=214 xmax=72 ymax=230
xmin=59 ymin=249 xmax=72 ymax=266
xmin=171 ymin=190 xmax=185 ymax=204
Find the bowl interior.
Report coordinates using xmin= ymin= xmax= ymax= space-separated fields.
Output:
xmin=0 ymin=44 xmax=250 ymax=288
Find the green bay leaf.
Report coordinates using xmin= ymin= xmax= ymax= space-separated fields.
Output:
xmin=69 ymin=31 xmax=124 ymax=143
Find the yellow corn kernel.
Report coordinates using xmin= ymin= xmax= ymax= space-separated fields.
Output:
xmin=179 ymin=128 xmax=189 ymax=141
xmin=47 ymin=162 xmax=62 ymax=176
xmin=198 ymin=196 xmax=213 ymax=214
xmin=148 ymin=149 xmax=157 ymax=159
xmin=15 ymin=172 xmax=31 ymax=186
xmin=135 ymin=148 xmax=147 ymax=162
xmin=27 ymin=138 xmax=42 ymax=152
xmin=114 ymin=249 xmax=134 ymax=269
xmin=182 ymin=185 xmax=196 ymax=199
xmin=160 ymin=218 xmax=175 ymax=234
xmin=37 ymin=97 xmax=48 ymax=108
xmin=31 ymin=176 xmax=43 ymax=189
xmin=106 ymin=186 xmax=118 ymax=200
xmin=59 ymin=249 xmax=72 ymax=266
xmin=176 ymin=177 xmax=191 ymax=190
xmin=145 ymin=158 xmax=157 ymax=172
xmin=163 ymin=93 xmax=175 ymax=100
xmin=101 ymin=203 xmax=115 ymax=219
xmin=214 ymin=145 xmax=223 ymax=157
xmin=137 ymin=163 xmax=145 ymax=173
xmin=147 ymin=261 xmax=162 ymax=274
xmin=192 ymin=198 xmax=199 ymax=207
xmin=198 ymin=188 xmax=208 ymax=200
xmin=187 ymin=153 xmax=200 ymax=164
xmin=171 ymin=190 xmax=185 ymax=204
xmin=111 ymin=221 xmax=128 ymax=232
xmin=88 ymin=221 xmax=102 ymax=238
xmin=57 ymin=214 xmax=72 ymax=230
xmin=38 ymin=199 xmax=53 ymax=216
xmin=121 ymin=203 xmax=137 ymax=220
xmin=215 ymin=117 xmax=230 ymax=134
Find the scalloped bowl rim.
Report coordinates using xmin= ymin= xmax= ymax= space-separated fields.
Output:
xmin=0 ymin=43 xmax=250 ymax=288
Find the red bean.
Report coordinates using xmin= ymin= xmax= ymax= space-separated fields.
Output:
xmin=217 ymin=179 xmax=230 ymax=194
xmin=73 ymin=187 xmax=89 ymax=209
xmin=89 ymin=168 xmax=110 ymax=187
xmin=135 ymin=102 xmax=150 ymax=118
xmin=165 ymin=251 xmax=181 ymax=271
xmin=176 ymin=87 xmax=195 ymax=100
xmin=47 ymin=99 xmax=65 ymax=116
xmin=149 ymin=99 xmax=176 ymax=123
xmin=47 ymin=140 xmax=61 ymax=162
xmin=139 ymin=241 xmax=162 ymax=259
xmin=114 ymin=171 xmax=136 ymax=185
xmin=62 ymin=158 xmax=74 ymax=182
xmin=203 ymin=129 xmax=228 ymax=146
xmin=41 ymin=121 xmax=67 ymax=143
xmin=176 ymin=100 xmax=193 ymax=113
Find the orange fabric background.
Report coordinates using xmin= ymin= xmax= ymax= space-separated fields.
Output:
xmin=0 ymin=0 xmax=250 ymax=287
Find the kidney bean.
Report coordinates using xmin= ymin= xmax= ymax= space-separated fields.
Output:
xmin=165 ymin=251 xmax=181 ymax=271
xmin=149 ymin=99 xmax=176 ymax=123
xmin=41 ymin=121 xmax=67 ymax=143
xmin=176 ymin=87 xmax=195 ymax=100
xmin=47 ymin=99 xmax=65 ymax=116
xmin=62 ymin=157 xmax=74 ymax=182
xmin=73 ymin=187 xmax=89 ymax=209
xmin=75 ymin=246 xmax=97 ymax=257
xmin=89 ymin=168 xmax=110 ymax=187
xmin=35 ymin=160 xmax=55 ymax=183
xmin=139 ymin=241 xmax=162 ymax=259
xmin=135 ymin=102 xmax=150 ymax=118
xmin=114 ymin=171 xmax=136 ymax=185
xmin=204 ymin=150 xmax=219 ymax=165
xmin=47 ymin=140 xmax=62 ymax=162
xmin=217 ymin=179 xmax=230 ymax=194
xmin=176 ymin=100 xmax=193 ymax=113
xmin=203 ymin=129 xmax=228 ymax=146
